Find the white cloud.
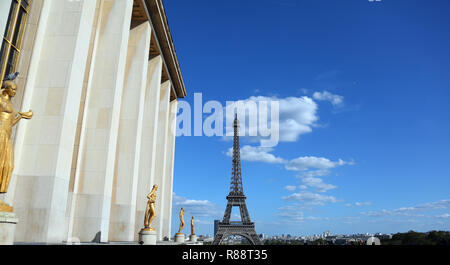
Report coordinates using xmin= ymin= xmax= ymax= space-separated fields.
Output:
xmin=276 ymin=205 xmax=329 ymax=222
xmin=436 ymin=214 xmax=450 ymax=218
xmin=286 ymin=156 xmax=351 ymax=171
xmin=226 ymin=96 xmax=318 ymax=143
xmin=285 ymin=185 xmax=296 ymax=191
xmin=346 ymin=202 xmax=372 ymax=207
xmin=299 ymin=88 xmax=310 ymax=94
xmin=301 ymin=176 xmax=337 ymax=193
xmin=224 ymin=146 xmax=352 ymax=196
xmin=360 ymin=199 xmax=450 ymax=217
xmin=361 ymin=209 xmax=425 ymax=218
xmin=278 ymin=96 xmax=318 ymax=141
xmin=282 ymin=192 xmax=338 ymax=206
xmin=194 ymin=219 xmax=213 ymax=225
xmin=172 ymin=193 xmax=222 ymax=218
xmin=228 ymin=147 xmax=353 ymax=171
xmin=182 ymin=199 xmax=211 ymax=206
xmin=410 ymin=199 xmax=450 ymax=211
xmin=313 ymin=91 xmax=344 ymax=106
xmin=299 ymin=169 xmax=332 ymax=178
xmin=231 ymin=213 xmax=241 ymax=221
xmin=226 ymin=145 xmax=285 ymax=164
xmin=295 ymin=170 xmax=337 ymax=193
xmin=276 ymin=206 xmax=305 ymax=222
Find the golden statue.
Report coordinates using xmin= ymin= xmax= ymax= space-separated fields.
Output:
xmin=177 ymin=207 xmax=185 ymax=234
xmin=191 ymin=216 xmax=195 ymax=235
xmin=143 ymin=185 xmax=158 ymax=231
xmin=0 ymin=80 xmax=33 ymax=213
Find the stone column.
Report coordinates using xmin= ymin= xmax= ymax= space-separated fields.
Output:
xmin=3 ymin=0 xmax=48 ymax=209
xmin=5 ymin=0 xmax=97 ymax=243
xmin=0 ymin=212 xmax=18 ymax=245
xmin=161 ymin=99 xmax=178 ymax=239
xmin=134 ymin=55 xmax=163 ymax=240
xmin=153 ymin=81 xmax=171 ymax=240
xmin=67 ymin=0 xmax=133 ymax=243
xmin=64 ymin=0 xmax=102 ymax=244
xmin=108 ymin=22 xmax=151 ymax=242
xmin=0 ymin=1 xmax=11 ymax=39
xmin=11 ymin=0 xmax=45 ymax=119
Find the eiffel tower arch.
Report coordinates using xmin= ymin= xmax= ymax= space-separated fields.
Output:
xmin=212 ymin=115 xmax=263 ymax=245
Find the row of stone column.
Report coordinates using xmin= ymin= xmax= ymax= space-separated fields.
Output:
xmin=5 ymin=0 xmax=177 ymax=243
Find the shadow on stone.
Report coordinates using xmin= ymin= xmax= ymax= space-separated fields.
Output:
xmin=91 ymin=231 xmax=101 ymax=243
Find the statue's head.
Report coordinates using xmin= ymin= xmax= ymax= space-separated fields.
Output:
xmin=1 ymin=81 xmax=17 ymax=97
xmin=152 ymin=184 xmax=158 ymax=190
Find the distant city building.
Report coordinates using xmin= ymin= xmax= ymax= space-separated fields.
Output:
xmin=262 ymin=231 xmax=395 ymax=245
xmin=366 ymin=237 xmax=381 ymax=245
xmin=375 ymin=233 xmax=393 ymax=240
xmin=259 ymin=233 xmax=267 ymax=240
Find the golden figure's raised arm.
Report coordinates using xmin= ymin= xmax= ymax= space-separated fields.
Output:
xmin=12 ymin=111 xmax=33 ymax=126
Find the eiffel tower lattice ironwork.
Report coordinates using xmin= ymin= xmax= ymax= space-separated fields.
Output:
xmin=212 ymin=115 xmax=263 ymax=245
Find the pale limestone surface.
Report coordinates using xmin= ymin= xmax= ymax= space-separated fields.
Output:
xmin=9 ymin=0 xmax=96 ymax=243
xmin=153 ymin=81 xmax=171 ymax=240
xmin=174 ymin=233 xmax=185 ymax=243
xmin=2 ymin=0 xmax=44 ymax=237
xmin=109 ymin=22 xmax=151 ymax=242
xmin=0 ymin=1 xmax=11 ymax=38
xmin=161 ymin=100 xmax=178 ymax=239
xmin=9 ymin=0 xmax=44 ymax=115
xmin=139 ymin=230 xmax=157 ymax=245
xmin=0 ymin=212 xmax=18 ymax=245
xmin=5 ymin=0 xmax=48 ymax=207
xmin=134 ymin=55 xmax=163 ymax=241
xmin=68 ymin=0 xmax=134 ymax=243
xmin=65 ymin=0 xmax=102 ymax=242
xmin=4 ymin=0 xmax=180 ymax=244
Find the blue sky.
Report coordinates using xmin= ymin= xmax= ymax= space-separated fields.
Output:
xmin=164 ymin=0 xmax=450 ymax=236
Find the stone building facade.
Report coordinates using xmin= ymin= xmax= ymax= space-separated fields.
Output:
xmin=0 ymin=0 xmax=186 ymax=244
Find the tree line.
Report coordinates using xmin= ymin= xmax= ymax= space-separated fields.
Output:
xmin=381 ymin=230 xmax=450 ymax=245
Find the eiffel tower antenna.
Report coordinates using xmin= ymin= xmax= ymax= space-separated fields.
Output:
xmin=212 ymin=115 xmax=263 ymax=245
xmin=231 ymin=113 xmax=243 ymax=195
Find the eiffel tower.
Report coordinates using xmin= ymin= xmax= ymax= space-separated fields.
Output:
xmin=212 ymin=114 xmax=263 ymax=245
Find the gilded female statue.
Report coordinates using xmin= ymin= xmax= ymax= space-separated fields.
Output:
xmin=191 ymin=216 xmax=195 ymax=235
xmin=178 ymin=207 xmax=185 ymax=234
xmin=0 ymin=80 xmax=32 ymax=211
xmin=143 ymin=185 xmax=158 ymax=231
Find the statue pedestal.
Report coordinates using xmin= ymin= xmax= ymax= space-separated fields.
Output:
xmin=0 ymin=211 xmax=18 ymax=245
xmin=190 ymin=234 xmax=197 ymax=243
xmin=174 ymin=233 xmax=185 ymax=243
xmin=139 ymin=229 xmax=157 ymax=245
